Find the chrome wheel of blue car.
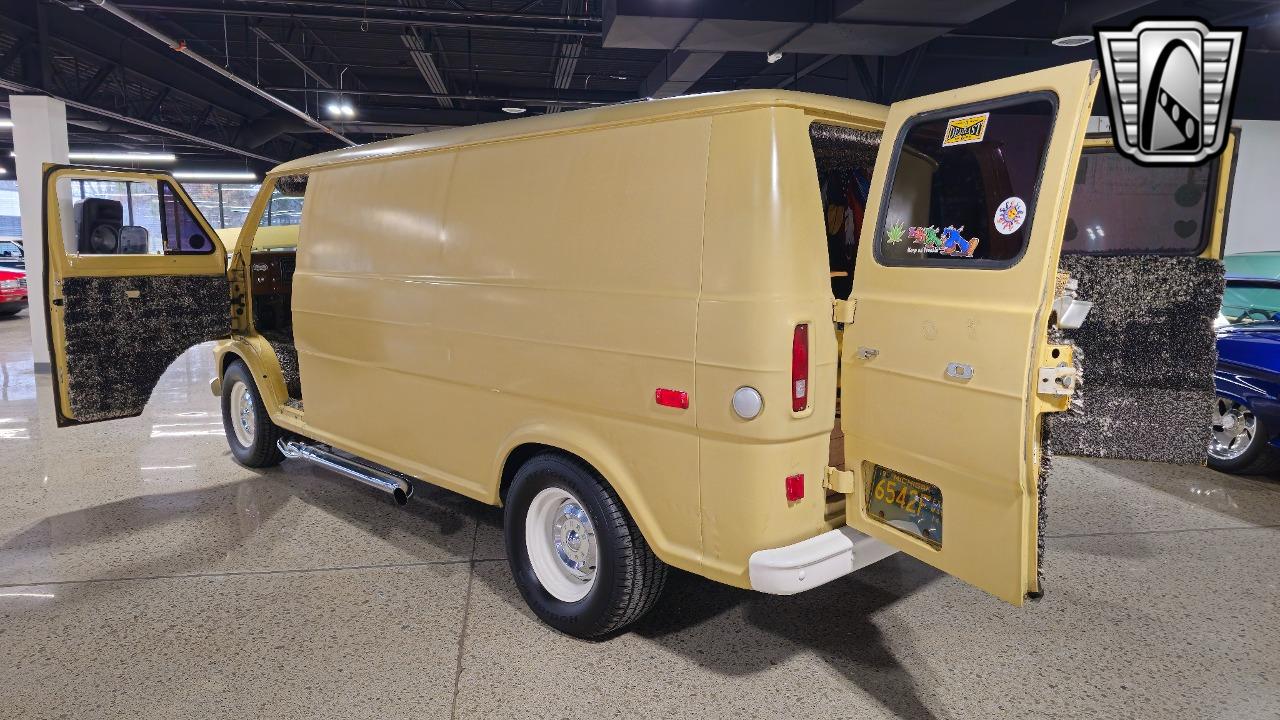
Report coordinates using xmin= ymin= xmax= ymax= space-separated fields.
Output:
xmin=1210 ymin=397 xmax=1256 ymax=462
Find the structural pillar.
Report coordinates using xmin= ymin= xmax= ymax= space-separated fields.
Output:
xmin=10 ymin=95 xmax=69 ymax=372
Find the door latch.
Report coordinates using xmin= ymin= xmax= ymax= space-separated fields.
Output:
xmin=1037 ymin=365 xmax=1077 ymax=396
xmin=945 ymin=362 xmax=974 ymax=380
xmin=856 ymin=346 xmax=878 ymax=360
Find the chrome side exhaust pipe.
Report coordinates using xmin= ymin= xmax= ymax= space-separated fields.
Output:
xmin=278 ymin=439 xmax=413 ymax=505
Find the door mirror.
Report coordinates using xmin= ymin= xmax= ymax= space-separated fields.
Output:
xmin=119 ymin=226 xmax=150 ymax=254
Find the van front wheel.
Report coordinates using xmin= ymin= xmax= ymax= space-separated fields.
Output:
xmin=504 ymin=454 xmax=667 ymax=638
xmin=220 ymin=360 xmax=284 ymax=468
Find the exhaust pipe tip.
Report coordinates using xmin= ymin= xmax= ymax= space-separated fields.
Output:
xmin=392 ymin=487 xmax=409 ymax=506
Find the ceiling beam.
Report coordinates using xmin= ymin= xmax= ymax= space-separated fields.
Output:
xmin=639 ymin=50 xmax=723 ymax=98
xmin=113 ymin=3 xmax=600 ymax=36
xmin=250 ymin=25 xmax=332 ymax=89
xmin=0 ymin=77 xmax=280 ymax=163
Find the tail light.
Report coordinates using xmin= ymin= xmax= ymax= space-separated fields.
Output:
xmin=792 ymin=323 xmax=809 ymax=412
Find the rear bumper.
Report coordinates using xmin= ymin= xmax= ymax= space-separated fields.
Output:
xmin=748 ymin=526 xmax=898 ymax=595
xmin=0 ymin=298 xmax=28 ymax=313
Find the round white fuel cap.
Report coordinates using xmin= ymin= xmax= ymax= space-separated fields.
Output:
xmin=731 ymin=386 xmax=764 ymax=420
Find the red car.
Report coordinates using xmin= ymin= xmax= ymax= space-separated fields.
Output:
xmin=0 ymin=268 xmax=27 ymax=316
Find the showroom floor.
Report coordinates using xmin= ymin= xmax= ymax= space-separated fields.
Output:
xmin=0 ymin=311 xmax=1277 ymax=720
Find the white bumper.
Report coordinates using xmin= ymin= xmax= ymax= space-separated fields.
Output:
xmin=748 ymin=527 xmax=899 ymax=595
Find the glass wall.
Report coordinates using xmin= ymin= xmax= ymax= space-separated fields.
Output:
xmin=176 ymin=182 xmax=264 ymax=230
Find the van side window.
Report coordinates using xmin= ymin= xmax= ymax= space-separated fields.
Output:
xmin=1062 ymin=147 xmax=1212 ymax=255
xmin=876 ymin=97 xmax=1057 ymax=268
xmin=809 ymin=123 xmax=882 ymax=298
xmin=69 ymin=178 xmax=214 ymax=255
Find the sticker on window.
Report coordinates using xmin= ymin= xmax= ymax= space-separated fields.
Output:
xmin=993 ymin=196 xmax=1028 ymax=235
xmin=906 ymin=225 xmax=980 ymax=258
xmin=941 ymin=112 xmax=989 ymax=146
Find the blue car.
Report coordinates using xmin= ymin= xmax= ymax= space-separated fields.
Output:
xmin=1211 ymin=276 xmax=1280 ymax=474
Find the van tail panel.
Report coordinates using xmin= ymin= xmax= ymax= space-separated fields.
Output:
xmin=840 ymin=61 xmax=1099 ymax=605
xmin=41 ymin=165 xmax=230 ymax=426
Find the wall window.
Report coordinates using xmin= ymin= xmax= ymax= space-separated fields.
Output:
xmin=876 ymin=97 xmax=1057 ymax=268
xmin=1062 ymin=147 xmax=1213 ymax=255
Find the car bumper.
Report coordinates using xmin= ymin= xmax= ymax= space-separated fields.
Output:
xmin=0 ymin=298 xmax=28 ymax=313
xmin=748 ymin=526 xmax=898 ymax=595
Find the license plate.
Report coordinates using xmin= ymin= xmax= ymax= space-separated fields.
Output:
xmin=865 ymin=465 xmax=943 ymax=547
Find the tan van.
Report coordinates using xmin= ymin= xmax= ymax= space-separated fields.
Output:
xmin=40 ymin=60 xmax=1234 ymax=638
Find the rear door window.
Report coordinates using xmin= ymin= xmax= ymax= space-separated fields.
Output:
xmin=876 ymin=96 xmax=1057 ymax=268
xmin=1062 ymin=146 xmax=1213 ymax=255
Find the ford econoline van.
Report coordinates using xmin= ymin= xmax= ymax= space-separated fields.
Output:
xmin=38 ymin=61 xmax=1234 ymax=638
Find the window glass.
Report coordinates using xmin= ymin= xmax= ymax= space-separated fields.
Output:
xmin=877 ymin=98 xmax=1056 ymax=267
xmin=1063 ymin=148 xmax=1212 ymax=255
xmin=184 ymin=183 xmax=224 ymax=229
xmin=1220 ymin=282 xmax=1280 ymax=325
xmin=265 ymin=188 xmax=304 ymax=227
xmin=0 ymin=240 xmax=21 ymax=258
xmin=220 ymin=183 xmax=260 ymax=229
xmin=66 ymin=178 xmax=214 ymax=255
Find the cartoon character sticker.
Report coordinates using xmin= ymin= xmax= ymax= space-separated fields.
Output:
xmin=994 ymin=196 xmax=1027 ymax=235
xmin=906 ymin=225 xmax=980 ymax=258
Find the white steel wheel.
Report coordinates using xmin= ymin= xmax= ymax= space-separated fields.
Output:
xmin=1210 ymin=397 xmax=1257 ymax=462
xmin=229 ymin=379 xmax=256 ymax=448
xmin=525 ymin=486 xmax=598 ymax=602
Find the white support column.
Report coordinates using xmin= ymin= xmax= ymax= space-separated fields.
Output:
xmin=10 ymin=95 xmax=69 ymax=372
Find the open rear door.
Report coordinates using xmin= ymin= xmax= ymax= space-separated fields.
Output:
xmin=42 ymin=165 xmax=231 ymax=426
xmin=841 ymin=61 xmax=1099 ymax=604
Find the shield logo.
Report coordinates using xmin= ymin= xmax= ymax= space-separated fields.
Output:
xmin=1097 ymin=19 xmax=1245 ymax=164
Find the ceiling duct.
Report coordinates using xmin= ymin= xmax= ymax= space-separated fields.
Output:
xmin=603 ymin=0 xmax=1019 ymax=57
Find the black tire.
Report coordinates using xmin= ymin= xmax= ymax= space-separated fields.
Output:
xmin=1208 ymin=398 xmax=1280 ymax=475
xmin=220 ymin=360 xmax=284 ymax=468
xmin=504 ymin=453 xmax=667 ymax=639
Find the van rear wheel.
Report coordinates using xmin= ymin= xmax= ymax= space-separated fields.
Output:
xmin=220 ymin=360 xmax=284 ymax=468
xmin=504 ymin=454 xmax=667 ymax=639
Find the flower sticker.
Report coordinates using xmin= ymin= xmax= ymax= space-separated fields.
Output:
xmin=994 ymin=196 xmax=1027 ymax=235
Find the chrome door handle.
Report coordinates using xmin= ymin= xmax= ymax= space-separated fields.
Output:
xmin=945 ymin=362 xmax=974 ymax=380
xmin=856 ymin=347 xmax=879 ymax=360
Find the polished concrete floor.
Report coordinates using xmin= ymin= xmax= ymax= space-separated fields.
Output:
xmin=1 ymin=310 xmax=1277 ymax=719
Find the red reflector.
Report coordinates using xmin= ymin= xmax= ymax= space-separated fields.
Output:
xmin=792 ymin=323 xmax=809 ymax=412
xmin=654 ymin=388 xmax=689 ymax=409
xmin=785 ymin=474 xmax=804 ymax=502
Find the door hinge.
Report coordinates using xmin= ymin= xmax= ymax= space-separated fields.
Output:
xmin=824 ymin=466 xmax=856 ymax=494
xmin=833 ymin=298 xmax=856 ymax=324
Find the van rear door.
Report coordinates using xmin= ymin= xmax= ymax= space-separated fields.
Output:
xmin=840 ymin=61 xmax=1099 ymax=604
xmin=41 ymin=166 xmax=231 ymax=426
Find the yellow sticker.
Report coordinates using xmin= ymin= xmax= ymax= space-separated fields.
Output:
xmin=941 ymin=112 xmax=989 ymax=146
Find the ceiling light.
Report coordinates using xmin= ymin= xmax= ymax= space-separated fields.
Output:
xmin=501 ymin=106 xmax=527 ymax=114
xmin=173 ymin=170 xmax=258 ymax=181
xmin=326 ymin=102 xmax=342 ymax=116
xmin=68 ymin=151 xmax=177 ymax=163
xmin=766 ymin=50 xmax=784 ymax=64
xmin=0 ymin=167 xmax=6 ymax=175
xmin=0 ymin=119 xmax=12 ymax=128
xmin=340 ymin=104 xmax=355 ymax=117
xmin=1052 ymin=35 xmax=1094 ymax=47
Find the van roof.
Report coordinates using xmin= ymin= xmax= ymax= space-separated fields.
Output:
xmin=271 ymin=89 xmax=887 ymax=175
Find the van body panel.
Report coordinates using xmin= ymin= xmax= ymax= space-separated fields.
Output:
xmin=842 ymin=61 xmax=1100 ymax=604
xmin=695 ymin=106 xmax=857 ymax=582
xmin=291 ymin=116 xmax=713 ymax=569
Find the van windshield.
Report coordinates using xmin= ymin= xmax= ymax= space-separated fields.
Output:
xmin=877 ymin=98 xmax=1056 ymax=267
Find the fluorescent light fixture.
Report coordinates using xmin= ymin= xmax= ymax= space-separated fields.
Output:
xmin=173 ymin=170 xmax=258 ymax=181
xmin=327 ymin=102 xmax=341 ymax=115
xmin=766 ymin=50 xmax=784 ymax=64
xmin=501 ymin=106 xmax=527 ymax=114
xmin=0 ymin=119 xmax=12 ymax=128
xmin=67 ymin=151 xmax=177 ymax=163
xmin=340 ymin=104 xmax=355 ymax=117
xmin=1052 ymin=35 xmax=1094 ymax=47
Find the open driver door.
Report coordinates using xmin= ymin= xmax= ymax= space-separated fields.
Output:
xmin=42 ymin=166 xmax=232 ymax=426
xmin=840 ymin=61 xmax=1100 ymax=604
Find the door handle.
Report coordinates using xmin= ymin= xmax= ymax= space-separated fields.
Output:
xmin=856 ymin=346 xmax=879 ymax=360
xmin=51 ymin=298 xmax=64 ymax=307
xmin=945 ymin=362 xmax=974 ymax=380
